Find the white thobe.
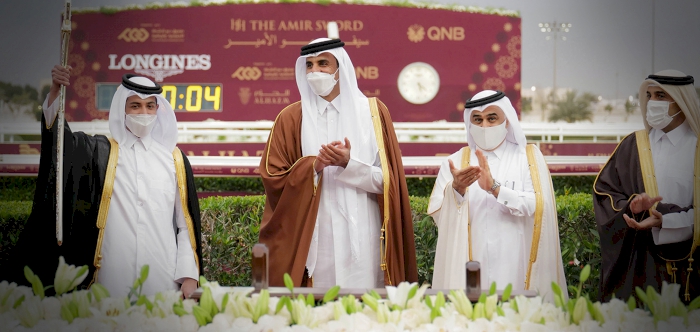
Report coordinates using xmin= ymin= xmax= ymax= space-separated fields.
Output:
xmin=432 ymin=141 xmax=536 ymax=290
xmin=305 ymin=95 xmax=384 ymax=288
xmin=649 ymin=121 xmax=696 ymax=245
xmin=44 ymin=97 xmax=198 ymax=298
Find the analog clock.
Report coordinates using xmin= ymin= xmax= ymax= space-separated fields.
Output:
xmin=397 ymin=62 xmax=440 ymax=104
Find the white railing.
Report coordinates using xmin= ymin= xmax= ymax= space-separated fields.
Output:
xmin=0 ymin=120 xmax=644 ymax=143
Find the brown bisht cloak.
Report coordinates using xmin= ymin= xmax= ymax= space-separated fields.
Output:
xmin=593 ymin=132 xmax=697 ymax=302
xmin=259 ymin=98 xmax=418 ymax=287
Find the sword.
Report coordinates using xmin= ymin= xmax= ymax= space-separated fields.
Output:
xmin=56 ymin=0 xmax=71 ymax=246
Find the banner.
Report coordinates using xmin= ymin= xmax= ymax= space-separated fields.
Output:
xmin=64 ymin=3 xmax=521 ymax=122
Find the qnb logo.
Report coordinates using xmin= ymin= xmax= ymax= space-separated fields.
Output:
xmin=118 ymin=28 xmax=149 ymax=42
xmin=231 ymin=67 xmax=262 ymax=81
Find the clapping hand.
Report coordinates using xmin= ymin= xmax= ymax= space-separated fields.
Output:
xmin=316 ymin=137 xmax=351 ymax=169
xmin=629 ymin=193 xmax=663 ymax=214
xmin=624 ymin=209 xmax=663 ymax=230
xmin=449 ymin=159 xmax=481 ymax=196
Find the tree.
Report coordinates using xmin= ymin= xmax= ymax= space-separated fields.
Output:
xmin=521 ymin=96 xmax=533 ymax=114
xmin=624 ymin=99 xmax=637 ymax=121
xmin=604 ymin=104 xmax=613 ymax=113
xmin=548 ymin=90 xmax=596 ymax=123
xmin=0 ymin=81 xmax=42 ymax=121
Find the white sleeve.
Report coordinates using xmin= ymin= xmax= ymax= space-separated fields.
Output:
xmin=173 ymin=190 xmax=199 ymax=283
xmin=334 ymin=155 xmax=383 ymax=194
xmin=652 ymin=209 xmax=694 ymax=245
xmin=495 ymin=178 xmax=536 ymax=217
xmin=42 ymin=94 xmax=59 ymax=125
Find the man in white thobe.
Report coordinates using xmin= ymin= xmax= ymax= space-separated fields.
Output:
xmin=430 ymin=90 xmax=566 ymax=300
xmin=10 ymin=65 xmax=202 ymax=298
xmin=594 ymin=70 xmax=699 ymax=302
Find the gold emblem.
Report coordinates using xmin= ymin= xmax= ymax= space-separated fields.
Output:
xmin=239 ymin=87 xmax=252 ymax=105
xmin=231 ymin=67 xmax=262 ymax=81
xmin=117 ymin=28 xmax=149 ymax=42
xmin=407 ymin=24 xmax=425 ymax=43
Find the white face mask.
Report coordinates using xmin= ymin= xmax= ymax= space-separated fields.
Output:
xmin=306 ymin=68 xmax=339 ymax=97
xmin=470 ymin=120 xmax=508 ymax=151
xmin=646 ymin=100 xmax=680 ymax=130
xmin=125 ymin=114 xmax=157 ymax=137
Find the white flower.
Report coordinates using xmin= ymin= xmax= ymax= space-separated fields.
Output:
xmin=178 ymin=314 xmax=199 ymax=332
xmin=150 ymin=314 xmax=181 ymax=332
xmin=41 ymin=296 xmax=62 ymax=320
xmin=15 ymin=295 xmax=43 ymax=327
xmin=54 ymin=256 xmax=89 ymax=295
xmin=311 ymin=303 xmax=335 ymax=325
xmin=399 ymin=307 xmax=430 ymax=329
xmin=230 ymin=317 xmax=254 ymax=331
xmin=254 ymin=314 xmax=289 ymax=331
xmin=385 ymin=282 xmax=415 ymax=309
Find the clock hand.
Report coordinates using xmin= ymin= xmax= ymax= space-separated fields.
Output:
xmin=417 ymin=82 xmax=425 ymax=91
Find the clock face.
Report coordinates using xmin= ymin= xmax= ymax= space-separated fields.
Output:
xmin=397 ymin=62 xmax=440 ymax=104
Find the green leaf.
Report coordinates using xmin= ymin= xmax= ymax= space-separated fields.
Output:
xmin=688 ymin=295 xmax=700 ymax=311
xmin=91 ymin=283 xmax=110 ymax=302
xmin=306 ymin=293 xmax=315 ymax=307
xmin=424 ymin=295 xmax=434 ymax=309
xmin=283 ymin=273 xmax=294 ymax=293
xmin=361 ymin=293 xmax=378 ymax=311
xmin=496 ymin=306 xmax=505 ymax=317
xmin=323 ymin=286 xmax=340 ymax=304
xmin=489 ymin=281 xmax=497 ymax=295
xmin=501 ymin=284 xmax=512 ymax=302
xmin=369 ymin=290 xmax=381 ymax=299
xmin=275 ymin=296 xmax=290 ymax=314
xmin=139 ymin=265 xmax=150 ymax=284
xmin=407 ymin=284 xmax=418 ymax=303
xmin=221 ymin=293 xmax=229 ymax=312
xmin=60 ymin=303 xmax=74 ymax=323
xmin=192 ymin=306 xmax=211 ymax=327
xmin=627 ymin=297 xmax=637 ymax=311
xmin=12 ymin=295 xmax=25 ymax=309
xmin=173 ymin=304 xmax=188 ymax=317
xmin=580 ymin=265 xmax=591 ymax=283
xmin=478 ymin=293 xmax=487 ymax=304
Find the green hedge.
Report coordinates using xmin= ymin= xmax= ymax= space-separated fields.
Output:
xmin=0 ymin=176 xmax=595 ymax=201
xmin=0 ymin=193 xmax=598 ymax=298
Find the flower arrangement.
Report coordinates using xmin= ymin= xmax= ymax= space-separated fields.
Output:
xmin=2 ymin=258 xmax=700 ymax=331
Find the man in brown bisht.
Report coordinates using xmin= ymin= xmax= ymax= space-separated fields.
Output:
xmin=259 ymin=37 xmax=418 ymax=288
xmin=594 ymin=70 xmax=699 ymax=303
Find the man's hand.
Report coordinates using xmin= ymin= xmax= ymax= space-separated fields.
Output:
xmin=318 ymin=137 xmax=351 ymax=168
xmin=475 ymin=149 xmax=497 ymax=196
xmin=624 ymin=209 xmax=663 ymax=230
xmin=180 ymin=278 xmax=198 ymax=299
xmin=449 ymin=159 xmax=481 ymax=196
xmin=629 ymin=193 xmax=663 ymax=214
xmin=49 ymin=65 xmax=72 ymax=105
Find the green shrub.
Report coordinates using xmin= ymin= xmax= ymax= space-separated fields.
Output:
xmin=199 ymin=195 xmax=264 ymax=286
xmin=0 ymin=201 xmax=32 ymax=270
xmin=0 ymin=177 xmax=36 ymax=201
xmin=556 ymin=192 xmax=600 ymax=300
xmin=0 ymin=194 xmax=600 ymax=298
xmin=553 ymin=176 xmax=595 ymax=196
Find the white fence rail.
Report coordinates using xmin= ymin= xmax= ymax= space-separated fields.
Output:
xmin=0 ymin=120 xmax=644 ymax=143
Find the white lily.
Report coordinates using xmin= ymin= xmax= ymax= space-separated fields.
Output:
xmin=54 ymin=256 xmax=89 ymax=295
xmin=15 ymin=294 xmax=43 ymax=327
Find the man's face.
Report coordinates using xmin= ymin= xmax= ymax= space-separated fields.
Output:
xmin=470 ymin=105 xmax=508 ymax=128
xmin=305 ymin=52 xmax=339 ymax=80
xmin=646 ymin=86 xmax=681 ymax=116
xmin=125 ymin=95 xmax=158 ymax=115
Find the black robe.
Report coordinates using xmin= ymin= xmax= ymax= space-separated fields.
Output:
xmin=593 ymin=132 xmax=697 ymax=303
xmin=5 ymin=115 xmax=203 ymax=292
